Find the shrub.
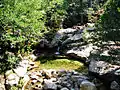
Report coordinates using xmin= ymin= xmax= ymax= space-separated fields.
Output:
xmin=93 ymin=0 xmax=120 ymax=44
xmin=0 ymin=0 xmax=68 ymax=73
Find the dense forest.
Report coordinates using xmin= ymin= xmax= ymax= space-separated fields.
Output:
xmin=0 ymin=0 xmax=120 ymax=90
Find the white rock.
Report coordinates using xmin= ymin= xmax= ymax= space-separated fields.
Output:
xmin=67 ymin=44 xmax=95 ymax=58
xmin=87 ymin=23 xmax=95 ymax=27
xmin=38 ymin=78 xmax=44 ymax=83
xmin=58 ymin=28 xmax=76 ymax=34
xmin=19 ymin=60 xmax=29 ymax=67
xmin=14 ymin=66 xmax=27 ymax=77
xmin=30 ymin=75 xmax=39 ymax=80
xmin=50 ymin=78 xmax=57 ymax=82
xmin=31 ymin=80 xmax=38 ymax=84
xmin=6 ymin=73 xmax=19 ymax=86
xmin=100 ymin=50 xmax=110 ymax=56
xmin=23 ymin=74 xmax=30 ymax=82
xmin=29 ymin=54 xmax=37 ymax=60
xmin=29 ymin=61 xmax=35 ymax=66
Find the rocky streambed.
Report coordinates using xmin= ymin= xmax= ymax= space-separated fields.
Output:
xmin=1 ymin=54 xmax=120 ymax=90
xmin=3 ymin=56 xmax=96 ymax=90
xmin=1 ymin=55 xmax=111 ymax=90
xmin=1 ymin=26 xmax=120 ymax=90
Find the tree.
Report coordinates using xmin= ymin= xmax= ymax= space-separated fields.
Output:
xmin=94 ymin=0 xmax=120 ymax=44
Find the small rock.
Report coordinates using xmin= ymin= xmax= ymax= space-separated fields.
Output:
xmin=57 ymin=85 xmax=63 ymax=89
xmin=31 ymin=80 xmax=38 ymax=85
xmin=71 ymin=75 xmax=88 ymax=82
xmin=30 ymin=75 xmax=39 ymax=80
xmin=87 ymin=23 xmax=95 ymax=27
xmin=29 ymin=54 xmax=37 ymax=61
xmin=61 ymin=81 xmax=70 ymax=87
xmin=77 ymin=78 xmax=84 ymax=85
xmin=114 ymin=69 xmax=120 ymax=75
xmin=29 ymin=61 xmax=35 ymax=66
xmin=43 ymin=79 xmax=57 ymax=90
xmin=37 ymin=78 xmax=44 ymax=83
xmin=36 ymin=73 xmax=42 ymax=77
xmin=50 ymin=78 xmax=57 ymax=82
xmin=61 ymin=87 xmax=69 ymax=90
xmin=19 ymin=60 xmax=29 ymax=67
xmin=100 ymin=50 xmax=110 ymax=56
xmin=74 ymin=82 xmax=79 ymax=90
xmin=110 ymin=81 xmax=120 ymax=90
xmin=6 ymin=73 xmax=19 ymax=86
xmin=80 ymin=80 xmax=96 ymax=90
xmin=23 ymin=74 xmax=30 ymax=82
xmin=71 ymin=70 xmax=79 ymax=75
xmin=35 ymin=83 xmax=42 ymax=88
xmin=66 ymin=44 xmax=95 ymax=59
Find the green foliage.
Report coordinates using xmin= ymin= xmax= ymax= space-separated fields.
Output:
xmin=0 ymin=0 xmax=67 ymax=53
xmin=0 ymin=0 xmax=68 ymax=73
xmin=0 ymin=52 xmax=20 ymax=73
xmin=63 ymin=0 xmax=88 ymax=27
xmin=0 ymin=0 xmax=110 ymax=73
xmin=10 ymin=86 xmax=18 ymax=90
xmin=94 ymin=0 xmax=120 ymax=44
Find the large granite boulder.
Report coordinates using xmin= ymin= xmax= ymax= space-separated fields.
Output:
xmin=89 ymin=60 xmax=120 ymax=90
xmin=51 ymin=28 xmax=82 ymax=47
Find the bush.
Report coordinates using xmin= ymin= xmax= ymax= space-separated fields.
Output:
xmin=0 ymin=0 xmax=68 ymax=53
xmin=0 ymin=0 xmax=68 ymax=73
xmin=63 ymin=0 xmax=88 ymax=28
xmin=93 ymin=0 xmax=120 ymax=44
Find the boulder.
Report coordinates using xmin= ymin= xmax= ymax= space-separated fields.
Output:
xmin=89 ymin=60 xmax=120 ymax=89
xmin=43 ymin=79 xmax=57 ymax=90
xmin=80 ymin=80 xmax=96 ymax=90
xmin=51 ymin=28 xmax=82 ymax=47
xmin=65 ymin=44 xmax=98 ymax=65
xmin=14 ymin=66 xmax=27 ymax=77
xmin=110 ymin=81 xmax=120 ymax=90
xmin=61 ymin=87 xmax=69 ymax=90
xmin=19 ymin=60 xmax=29 ymax=67
xmin=6 ymin=73 xmax=20 ymax=86
xmin=89 ymin=60 xmax=120 ymax=75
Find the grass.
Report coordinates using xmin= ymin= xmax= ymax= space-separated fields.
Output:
xmin=34 ymin=59 xmax=86 ymax=72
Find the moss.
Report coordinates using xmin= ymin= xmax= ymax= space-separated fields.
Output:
xmin=34 ymin=59 xmax=85 ymax=71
